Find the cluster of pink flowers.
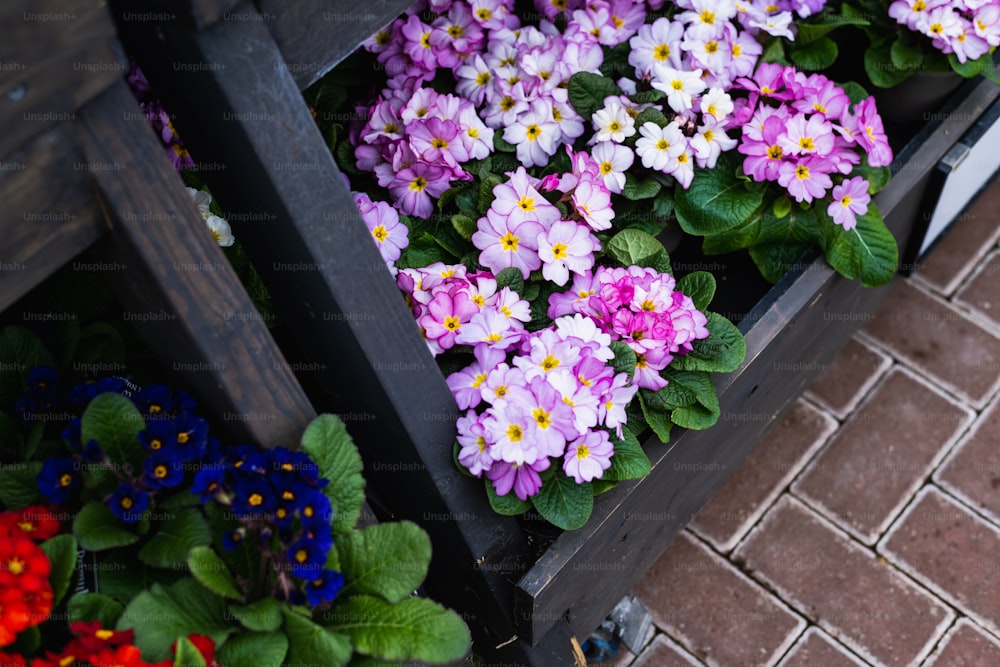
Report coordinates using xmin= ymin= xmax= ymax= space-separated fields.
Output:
xmin=889 ymin=0 xmax=1000 ymax=63
xmin=354 ymin=87 xmax=494 ymax=218
xmin=549 ymin=265 xmax=710 ymax=391
xmin=396 ymin=263 xmax=530 ymax=356
xmin=472 ymin=159 xmax=608 ymax=282
xmin=452 ymin=315 xmax=637 ymax=499
xmin=352 ymin=192 xmax=410 ymax=275
xmin=735 ymin=63 xmax=893 ymax=229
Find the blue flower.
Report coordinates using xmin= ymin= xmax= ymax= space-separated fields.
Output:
xmin=191 ymin=464 xmax=227 ymax=503
xmin=38 ymin=458 xmax=79 ymax=503
xmin=108 ymin=483 xmax=150 ymax=523
xmin=286 ymin=536 xmax=329 ymax=580
xmin=81 ymin=439 xmax=104 ymax=463
xmin=14 ymin=397 xmax=36 ymax=423
xmin=61 ymin=417 xmax=83 ymax=449
xmin=227 ymin=444 xmax=268 ymax=474
xmin=138 ymin=418 xmax=175 ymax=453
xmin=222 ymin=528 xmax=246 ymax=551
xmin=297 ymin=488 xmax=333 ymax=533
xmin=143 ymin=451 xmax=185 ymax=490
xmin=230 ymin=476 xmax=274 ymax=518
xmin=171 ymin=413 xmax=208 ymax=461
xmin=305 ymin=569 xmax=345 ymax=606
xmin=134 ymin=384 xmax=174 ymax=415
xmin=26 ymin=365 xmax=58 ymax=395
xmin=65 ymin=377 xmax=126 ymax=410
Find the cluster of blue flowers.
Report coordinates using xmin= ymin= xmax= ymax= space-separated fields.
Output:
xmin=193 ymin=445 xmax=344 ymax=606
xmin=19 ymin=366 xmax=344 ymax=608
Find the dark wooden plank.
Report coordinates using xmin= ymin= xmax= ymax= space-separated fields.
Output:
xmin=1 ymin=0 xmax=125 ymax=158
xmin=74 ymin=79 xmax=317 ymax=447
xmin=514 ymin=73 xmax=1000 ymax=644
xmin=112 ymin=8 xmax=535 ymax=656
xmin=141 ymin=0 xmax=242 ymax=29
xmin=0 ymin=122 xmax=107 ymax=312
xmin=259 ymin=0 xmax=415 ymax=90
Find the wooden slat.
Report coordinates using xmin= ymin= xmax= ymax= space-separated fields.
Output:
xmin=0 ymin=122 xmax=107 ymax=311
xmin=259 ymin=0 xmax=414 ymax=90
xmin=514 ymin=72 xmax=1000 ymax=644
xmin=142 ymin=0 xmax=242 ymax=29
xmin=1 ymin=0 xmax=124 ymax=158
xmin=74 ymin=79 xmax=317 ymax=447
xmin=111 ymin=8 xmax=536 ymax=658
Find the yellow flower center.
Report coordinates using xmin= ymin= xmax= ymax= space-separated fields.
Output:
xmin=177 ymin=432 xmax=189 ymax=444
xmin=657 ymin=139 xmax=669 ymax=150
xmin=409 ymin=176 xmax=428 ymax=192
xmin=798 ymin=137 xmax=815 ymax=151
xmin=541 ymin=355 xmax=559 ymax=371
xmin=551 ymin=242 xmax=567 ymax=258
xmin=705 ymin=41 xmax=719 ymax=54
xmin=500 ymin=96 xmax=515 ymax=111
xmin=448 ymin=24 xmax=463 ymax=38
xmin=767 ymin=145 xmax=783 ymax=159
xmin=841 ymin=195 xmax=852 ymax=207
xmin=372 ymin=225 xmax=388 ymax=242
xmin=506 ymin=424 xmax=523 ymax=442
xmin=608 ymin=120 xmax=621 ymax=132
xmin=796 ymin=165 xmax=810 ymax=180
xmin=476 ymin=71 xmax=491 ymax=86
xmin=600 ymin=161 xmax=613 ymax=175
xmin=576 ymin=445 xmax=590 ymax=459
xmin=700 ymin=10 xmax=715 ymax=23
xmin=671 ymin=79 xmax=683 ymax=91
xmin=732 ymin=44 xmax=742 ymax=57
xmin=533 ymin=408 xmax=551 ymax=429
xmin=59 ymin=473 xmax=73 ymax=487
xmin=249 ymin=493 xmax=263 ymax=506
xmin=444 ymin=315 xmax=461 ymax=331
xmin=420 ymin=32 xmax=432 ymax=48
xmin=518 ymin=195 xmax=535 ymax=211
xmin=526 ymin=124 xmax=541 ymax=141
xmin=477 ymin=8 xmax=492 ymax=20
xmin=654 ymin=44 xmax=670 ymax=61
xmin=477 ymin=436 xmax=488 ymax=453
xmin=154 ymin=465 xmax=168 ymax=478
xmin=7 ymin=557 xmax=25 ymax=575
xmin=500 ymin=231 xmax=519 ymax=251
xmin=472 ymin=373 xmax=487 ymax=388
xmin=431 ymin=137 xmax=449 ymax=149
xmin=120 ymin=497 xmax=133 ymax=509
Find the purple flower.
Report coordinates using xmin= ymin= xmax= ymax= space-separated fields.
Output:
xmin=447 ymin=345 xmax=507 ymax=409
xmin=778 ymin=113 xmax=835 ymax=158
xmin=488 ymin=167 xmax=561 ymax=228
xmin=456 ymin=410 xmax=495 ymax=476
xmin=387 ymin=163 xmax=451 ymax=219
xmin=563 ymin=430 xmax=614 ymax=483
xmin=420 ymin=287 xmax=479 ymax=351
xmin=471 ymin=209 xmax=544 ymax=279
xmin=827 ymin=177 xmax=871 ymax=231
xmin=486 ymin=459 xmax=548 ymax=500
xmin=739 ymin=115 xmax=787 ymax=182
xmin=854 ymin=97 xmax=893 ymax=168
xmin=353 ymin=193 xmax=409 ymax=266
xmin=778 ymin=157 xmax=833 ymax=203
xmin=505 ymin=377 xmax=579 ymax=458
xmin=484 ymin=401 xmax=542 ymax=466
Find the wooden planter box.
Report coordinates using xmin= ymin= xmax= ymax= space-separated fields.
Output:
xmin=110 ymin=3 xmax=1000 ymax=662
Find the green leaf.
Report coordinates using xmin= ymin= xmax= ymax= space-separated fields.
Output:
xmin=634 ymin=106 xmax=670 ymax=129
xmin=493 ymin=133 xmax=516 ymax=153
xmin=567 ymin=72 xmax=622 ymax=118
xmin=67 ymin=593 xmax=125 ymax=628
xmin=855 ymin=155 xmax=892 ymax=194
xmin=638 ymin=391 xmax=672 ymax=444
xmin=7 ymin=625 xmax=40 ymax=656
xmin=672 ymin=402 xmax=720 ymax=430
xmin=118 ymin=578 xmax=236 ymax=661
xmin=671 ymin=312 xmax=747 ymax=374
xmin=664 ymin=371 xmax=720 ymax=429
xmin=890 ymin=37 xmax=924 ymax=71
xmin=865 ymin=44 xmax=913 ymax=88
xmin=81 ymin=393 xmax=146 ymax=470
xmin=187 ymin=546 xmax=243 ymax=601
xmin=652 ymin=188 xmax=674 ymax=218
xmin=485 ymin=479 xmax=531 ymax=516
xmin=675 ymin=152 xmax=766 ymax=235
xmin=756 ymin=202 xmax=822 ymax=248
xmin=629 ymin=89 xmax=665 ymax=104
xmin=0 ymin=326 xmax=54 ymax=405
xmin=820 ymin=206 xmax=899 ymax=287
xmin=604 ymin=429 xmax=651 ymax=481
xmin=138 ymin=507 xmax=212 ymax=569
xmin=773 ymin=196 xmax=792 ymax=219
xmin=337 ymin=138 xmax=363 ymax=175
xmin=337 ymin=522 xmax=431 ymax=604
xmin=174 ymin=636 xmax=208 ymax=667
xmin=40 ymin=534 xmax=77 ymax=606
xmin=73 ymin=501 xmax=140 ymax=551
xmin=621 ymin=174 xmax=662 ymax=200
xmin=495 ymin=267 xmax=525 ymax=296
xmin=531 ymin=471 xmax=593 ymax=530
xmin=676 ymin=272 xmax=716 ymax=312
xmin=300 ymin=414 xmax=365 ymax=534
xmin=324 ymin=596 xmax=471 ymax=664
xmin=749 ymin=242 xmax=813 ymax=283
xmin=702 ymin=215 xmax=763 ymax=254
xmin=75 ymin=323 xmax=127 ymax=370
xmin=0 ymin=461 xmax=43 ymax=508
xmin=948 ymin=52 xmax=1000 ymax=84
xmin=607 ymin=229 xmax=666 ymax=267
xmin=283 ymin=608 xmax=352 ymax=667
xmin=609 ymin=341 xmax=637 ymax=380
xmin=216 ymin=632 xmax=290 ymax=667
xmin=451 ymin=214 xmax=477 ymax=241
xmin=759 ymin=38 xmax=788 ymax=65
xmin=841 ymin=80 xmax=871 ymax=106
xmin=477 ymin=174 xmax=504 ymax=216
xmin=789 ymin=37 xmax=838 ymax=72
xmin=227 ymin=598 xmax=285 ymax=632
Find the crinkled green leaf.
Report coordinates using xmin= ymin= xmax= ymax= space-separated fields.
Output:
xmin=865 ymin=44 xmax=913 ymax=87
xmin=173 ymin=636 xmax=208 ymax=667
xmin=789 ymin=37 xmax=838 ymax=72
xmin=676 ymin=271 xmax=716 ymax=312
xmin=675 ymin=152 xmax=766 ymax=235
xmin=890 ymin=36 xmax=924 ymax=71
xmin=67 ymin=593 xmax=125 ymax=628
xmin=820 ymin=206 xmax=899 ymax=287
xmin=485 ymin=479 xmax=531 ymax=516
xmin=610 ymin=341 xmax=637 ymax=380
xmin=0 ymin=326 xmax=54 ymax=405
xmin=749 ymin=242 xmax=814 ymax=283
xmin=949 ymin=52 xmax=1000 ymax=83
xmin=607 ymin=229 xmax=666 ymax=267
xmin=138 ymin=507 xmax=212 ymax=569
xmin=634 ymin=106 xmax=670 ymax=129
xmin=604 ymin=428 xmax=651 ymax=481
xmin=567 ymin=72 xmax=622 ymax=118
xmin=216 ymin=631 xmax=289 ymax=667
xmin=336 ymin=522 xmax=430 ymax=604
xmin=301 ymin=414 xmax=365 ymax=535
xmin=0 ymin=461 xmax=43 ymax=508
xmin=531 ymin=470 xmax=593 ymax=530
xmin=41 ymin=534 xmax=77 ymax=606
xmin=451 ymin=214 xmax=477 ymax=241
xmin=73 ymin=501 xmax=140 ymax=551
xmin=495 ymin=267 xmax=525 ymax=295
xmin=638 ymin=391 xmax=672 ymax=444
xmin=284 ymin=608 xmax=352 ymax=667
xmin=81 ymin=393 xmax=146 ymax=470
xmin=227 ymin=597 xmax=285 ymax=632
xmin=187 ymin=546 xmax=243 ymax=601
xmin=621 ymin=174 xmax=662 ymax=200
xmin=671 ymin=312 xmax=747 ymax=374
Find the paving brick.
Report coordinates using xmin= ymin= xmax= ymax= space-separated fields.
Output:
xmin=934 ymin=394 xmax=1000 ymax=527
xmin=805 ymin=337 xmax=893 ymax=420
xmin=690 ymin=400 xmax=837 ymax=552
xmin=954 ymin=249 xmax=1000 ymax=332
xmin=733 ymin=496 xmax=953 ymax=667
xmin=635 ymin=532 xmax=805 ymax=667
xmin=776 ymin=627 xmax=868 ymax=667
xmin=862 ymin=281 xmax=1000 ymax=409
xmin=923 ymin=618 xmax=1000 ymax=667
xmin=792 ymin=368 xmax=973 ymax=544
xmin=879 ymin=486 xmax=1000 ymax=638
xmin=914 ymin=176 xmax=1000 ymax=297
xmin=631 ymin=634 xmax=704 ymax=667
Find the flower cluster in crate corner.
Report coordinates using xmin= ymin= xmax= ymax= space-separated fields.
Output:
xmin=0 ymin=349 xmax=470 ymax=666
xmin=889 ymin=0 xmax=1000 ymax=64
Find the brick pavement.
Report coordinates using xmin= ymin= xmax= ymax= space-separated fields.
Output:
xmin=623 ymin=176 xmax=1000 ymax=666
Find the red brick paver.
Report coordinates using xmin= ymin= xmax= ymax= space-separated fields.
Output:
xmin=733 ymin=496 xmax=953 ymax=666
xmin=792 ymin=368 xmax=972 ymax=544
xmin=954 ymin=248 xmax=1000 ymax=330
xmin=804 ymin=338 xmax=892 ymax=420
xmin=636 ymin=532 xmax=805 ymax=666
xmin=923 ymin=618 xmax=1000 ymax=667
xmin=631 ymin=634 xmax=703 ymax=667
xmin=775 ymin=627 xmax=868 ymax=667
xmin=934 ymin=394 xmax=1000 ymax=526
xmin=690 ymin=400 xmax=837 ymax=552
xmin=879 ymin=486 xmax=1000 ymax=638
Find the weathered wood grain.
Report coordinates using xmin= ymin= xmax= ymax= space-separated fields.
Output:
xmin=0 ymin=123 xmax=107 ymax=312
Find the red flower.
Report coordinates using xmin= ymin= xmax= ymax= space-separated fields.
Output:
xmin=0 ymin=533 xmax=53 ymax=646
xmin=88 ymin=644 xmax=148 ymax=667
xmin=8 ymin=505 xmax=63 ymax=541
xmin=70 ymin=620 xmax=136 ymax=651
xmin=0 ymin=651 xmax=27 ymax=667
xmin=171 ymin=634 xmax=220 ymax=667
xmin=0 ymin=588 xmax=31 ymax=646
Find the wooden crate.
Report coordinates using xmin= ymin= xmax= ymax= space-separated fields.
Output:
xmin=107 ymin=2 xmax=1000 ymax=662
